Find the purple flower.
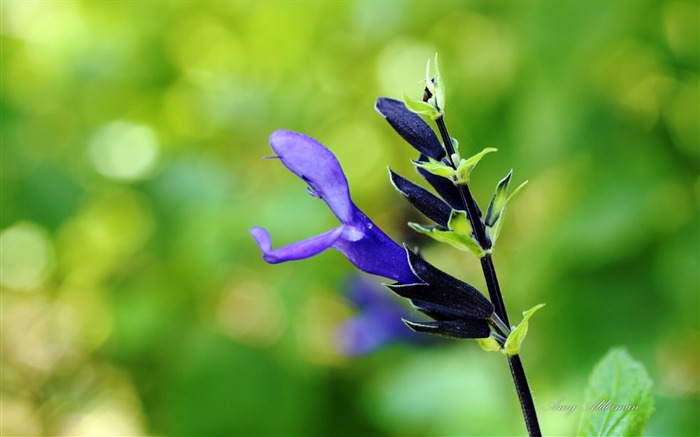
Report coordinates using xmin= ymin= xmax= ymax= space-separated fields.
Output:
xmin=250 ymin=130 xmax=417 ymax=284
xmin=251 ymin=130 xmax=497 ymax=340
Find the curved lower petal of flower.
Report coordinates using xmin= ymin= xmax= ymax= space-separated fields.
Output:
xmin=250 ymin=226 xmax=344 ymax=264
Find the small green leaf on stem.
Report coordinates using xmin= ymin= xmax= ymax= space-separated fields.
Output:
xmin=503 ymin=303 xmax=545 ymax=356
xmin=403 ymin=92 xmax=440 ymax=119
xmin=408 ymin=221 xmax=485 ymax=258
xmin=485 ymin=170 xmax=513 ymax=227
xmin=454 ymin=148 xmax=497 ymax=185
xmin=485 ymin=179 xmax=528 ymax=246
xmin=430 ymin=53 xmax=446 ymax=114
xmin=403 ymin=54 xmax=446 ymax=120
xmin=412 ymin=158 xmax=455 ymax=178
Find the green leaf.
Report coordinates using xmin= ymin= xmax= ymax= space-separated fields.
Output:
xmin=503 ymin=303 xmax=545 ymax=356
xmin=412 ymin=158 xmax=455 ymax=178
xmin=454 ymin=148 xmax=497 ymax=185
xmin=408 ymin=222 xmax=485 ymax=258
xmin=577 ymin=348 xmax=654 ymax=437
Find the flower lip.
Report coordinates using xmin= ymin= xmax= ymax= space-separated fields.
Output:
xmin=250 ymin=226 xmax=344 ymax=264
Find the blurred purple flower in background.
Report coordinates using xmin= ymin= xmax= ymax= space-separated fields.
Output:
xmin=336 ymin=275 xmax=426 ymax=356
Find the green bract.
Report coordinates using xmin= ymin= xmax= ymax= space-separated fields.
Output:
xmin=484 ymin=171 xmax=528 ymax=247
xmin=403 ymin=93 xmax=440 ymax=120
xmin=408 ymin=210 xmax=487 ymax=258
xmin=485 ymin=170 xmax=513 ymax=227
xmin=403 ymin=53 xmax=445 ymax=120
xmin=426 ymin=53 xmax=445 ymax=114
xmin=412 ymin=147 xmax=498 ymax=187
xmin=412 ymin=157 xmax=455 ymax=178
xmin=503 ymin=303 xmax=545 ymax=356
xmin=454 ymin=148 xmax=497 ymax=185
xmin=477 ymin=304 xmax=545 ymax=355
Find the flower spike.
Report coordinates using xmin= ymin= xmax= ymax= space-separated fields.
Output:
xmin=252 ymin=130 xmax=497 ymax=342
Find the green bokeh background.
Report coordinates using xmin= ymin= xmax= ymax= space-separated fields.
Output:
xmin=2 ymin=1 xmax=698 ymax=435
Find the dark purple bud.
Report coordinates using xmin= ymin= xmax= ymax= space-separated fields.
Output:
xmin=402 ymin=318 xmax=490 ymax=339
xmin=408 ymin=298 xmax=470 ymax=321
xmin=405 ymin=248 xmax=494 ymax=319
xmin=389 ymin=168 xmax=451 ymax=228
xmin=387 ymin=281 xmax=492 ymax=321
xmin=375 ymin=97 xmax=445 ymax=160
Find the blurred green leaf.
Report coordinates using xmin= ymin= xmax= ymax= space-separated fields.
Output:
xmin=578 ymin=348 xmax=654 ymax=436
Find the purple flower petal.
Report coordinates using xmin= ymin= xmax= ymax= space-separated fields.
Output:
xmin=250 ymin=226 xmax=344 ymax=263
xmin=270 ymin=130 xmax=353 ymax=223
xmin=333 ymin=209 xmax=418 ymax=284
